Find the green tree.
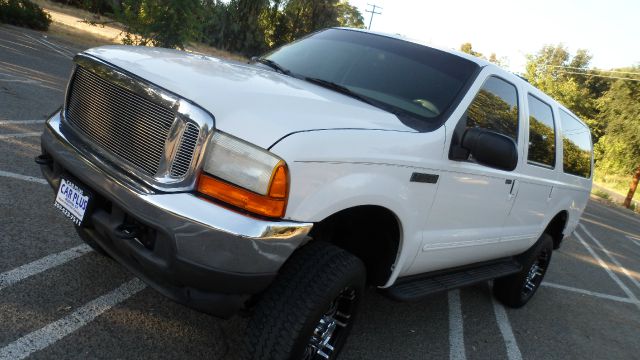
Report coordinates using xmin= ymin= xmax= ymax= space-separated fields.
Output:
xmin=460 ymin=42 xmax=483 ymax=58
xmin=271 ymin=0 xmax=364 ymax=47
xmin=335 ymin=0 xmax=364 ymax=28
xmin=0 ymin=0 xmax=51 ymax=31
xmin=524 ymin=45 xmax=609 ymax=141
xmin=593 ymin=68 xmax=640 ymax=207
xmin=115 ymin=0 xmax=203 ymax=49
xmin=459 ymin=43 xmax=505 ymax=66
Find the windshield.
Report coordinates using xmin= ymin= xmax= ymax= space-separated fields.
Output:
xmin=265 ymin=28 xmax=479 ymax=130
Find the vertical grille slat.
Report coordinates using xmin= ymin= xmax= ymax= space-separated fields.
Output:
xmin=171 ymin=123 xmax=200 ymax=177
xmin=66 ymin=66 xmax=178 ymax=176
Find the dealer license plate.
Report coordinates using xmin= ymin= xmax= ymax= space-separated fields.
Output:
xmin=54 ymin=178 xmax=92 ymax=226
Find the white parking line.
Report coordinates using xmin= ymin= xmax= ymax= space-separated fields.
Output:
xmin=22 ymin=33 xmax=73 ymax=60
xmin=574 ymin=230 xmax=640 ymax=310
xmin=0 ymin=170 xmax=47 ymax=185
xmin=491 ymin=298 xmax=522 ymax=360
xmin=448 ymin=289 xmax=466 ymax=360
xmin=0 ymin=120 xmax=46 ymax=125
xmin=0 ymin=278 xmax=146 ymax=360
xmin=0 ymin=244 xmax=91 ymax=291
xmin=626 ymin=235 xmax=640 ymax=248
xmin=0 ymin=132 xmax=42 ymax=139
xmin=542 ymin=282 xmax=640 ymax=305
xmin=580 ymin=224 xmax=640 ymax=292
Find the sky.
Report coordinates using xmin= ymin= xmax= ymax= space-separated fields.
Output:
xmin=349 ymin=0 xmax=640 ymax=73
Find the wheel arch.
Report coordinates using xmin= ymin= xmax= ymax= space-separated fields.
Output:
xmin=544 ymin=210 xmax=569 ymax=249
xmin=308 ymin=205 xmax=403 ymax=286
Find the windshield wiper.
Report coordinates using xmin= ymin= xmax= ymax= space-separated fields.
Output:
xmin=304 ymin=77 xmax=374 ymax=106
xmin=252 ymin=57 xmax=291 ymax=75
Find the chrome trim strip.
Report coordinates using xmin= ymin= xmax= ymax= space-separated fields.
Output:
xmin=62 ymin=53 xmax=215 ymax=192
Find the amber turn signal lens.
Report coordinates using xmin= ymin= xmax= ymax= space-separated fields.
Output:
xmin=197 ymin=168 xmax=288 ymax=218
xmin=268 ymin=163 xmax=288 ymax=198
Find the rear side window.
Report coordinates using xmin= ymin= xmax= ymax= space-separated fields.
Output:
xmin=559 ymin=110 xmax=592 ymax=178
xmin=465 ymin=76 xmax=519 ymax=142
xmin=527 ymin=95 xmax=556 ymax=168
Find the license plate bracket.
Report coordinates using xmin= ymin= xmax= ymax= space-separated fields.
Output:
xmin=54 ymin=177 xmax=94 ymax=227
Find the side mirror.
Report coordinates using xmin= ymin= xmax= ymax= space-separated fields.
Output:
xmin=461 ymin=128 xmax=518 ymax=171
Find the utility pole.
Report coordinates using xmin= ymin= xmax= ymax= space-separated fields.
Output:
xmin=365 ymin=3 xmax=382 ymax=30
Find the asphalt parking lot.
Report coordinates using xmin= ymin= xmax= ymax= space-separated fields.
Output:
xmin=1 ymin=24 xmax=640 ymax=360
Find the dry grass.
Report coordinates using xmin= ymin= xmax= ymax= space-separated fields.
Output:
xmin=46 ymin=21 xmax=117 ymax=49
xmin=32 ymin=0 xmax=121 ymax=28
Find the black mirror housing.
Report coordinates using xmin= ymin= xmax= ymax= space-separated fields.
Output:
xmin=461 ymin=128 xmax=518 ymax=171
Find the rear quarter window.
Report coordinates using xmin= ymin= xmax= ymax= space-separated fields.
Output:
xmin=559 ymin=109 xmax=592 ymax=178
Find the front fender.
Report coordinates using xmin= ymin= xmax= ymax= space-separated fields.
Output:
xmin=269 ymin=128 xmax=446 ymax=282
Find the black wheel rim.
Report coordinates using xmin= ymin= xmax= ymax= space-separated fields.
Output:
xmin=304 ymin=286 xmax=357 ymax=360
xmin=521 ymin=248 xmax=551 ymax=298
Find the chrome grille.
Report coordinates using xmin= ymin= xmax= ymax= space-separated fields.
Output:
xmin=66 ymin=66 xmax=176 ymax=176
xmin=171 ymin=123 xmax=200 ymax=177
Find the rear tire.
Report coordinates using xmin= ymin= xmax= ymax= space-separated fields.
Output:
xmin=493 ymin=234 xmax=553 ymax=308
xmin=243 ymin=241 xmax=366 ymax=360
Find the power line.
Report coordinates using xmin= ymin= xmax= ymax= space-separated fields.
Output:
xmin=540 ymin=64 xmax=640 ymax=76
xmin=365 ymin=3 xmax=382 ymax=30
xmin=551 ymin=70 xmax=640 ymax=82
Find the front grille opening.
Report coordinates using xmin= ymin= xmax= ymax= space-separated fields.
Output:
xmin=65 ymin=66 xmax=176 ymax=176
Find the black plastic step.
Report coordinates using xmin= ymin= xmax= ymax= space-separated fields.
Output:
xmin=385 ymin=259 xmax=522 ymax=302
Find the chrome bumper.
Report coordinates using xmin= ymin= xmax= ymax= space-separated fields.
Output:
xmin=41 ymin=112 xmax=313 ymax=275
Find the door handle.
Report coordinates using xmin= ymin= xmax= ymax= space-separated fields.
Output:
xmin=507 ymin=179 xmax=519 ymax=200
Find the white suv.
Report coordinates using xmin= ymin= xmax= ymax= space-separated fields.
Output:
xmin=38 ymin=28 xmax=593 ymax=359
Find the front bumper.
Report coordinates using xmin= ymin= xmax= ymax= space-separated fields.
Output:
xmin=39 ymin=112 xmax=313 ymax=317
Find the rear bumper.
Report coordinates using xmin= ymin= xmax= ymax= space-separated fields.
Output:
xmin=39 ymin=112 xmax=313 ymax=317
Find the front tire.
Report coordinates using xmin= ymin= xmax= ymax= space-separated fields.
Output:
xmin=493 ymin=234 xmax=553 ymax=308
xmin=243 ymin=241 xmax=366 ymax=360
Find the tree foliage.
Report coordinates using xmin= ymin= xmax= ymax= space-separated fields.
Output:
xmin=0 ymin=0 xmax=51 ymax=30
xmin=524 ymin=45 xmax=611 ymax=142
xmin=459 ymin=42 xmax=505 ymax=66
xmin=525 ymin=46 xmax=639 ymax=203
xmin=593 ymin=68 xmax=640 ymax=175
xmin=115 ymin=0 xmax=204 ymax=49
xmin=271 ymin=0 xmax=361 ymax=46
xmin=110 ymin=0 xmax=364 ymax=55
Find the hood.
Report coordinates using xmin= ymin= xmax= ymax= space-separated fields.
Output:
xmin=83 ymin=46 xmax=416 ymax=148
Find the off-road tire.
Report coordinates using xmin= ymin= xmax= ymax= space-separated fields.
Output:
xmin=243 ymin=241 xmax=366 ymax=360
xmin=493 ymin=234 xmax=553 ymax=308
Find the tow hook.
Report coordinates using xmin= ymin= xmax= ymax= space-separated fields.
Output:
xmin=34 ymin=154 xmax=53 ymax=165
xmin=114 ymin=223 xmax=141 ymax=239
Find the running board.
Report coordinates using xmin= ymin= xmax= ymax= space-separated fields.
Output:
xmin=385 ymin=259 xmax=522 ymax=302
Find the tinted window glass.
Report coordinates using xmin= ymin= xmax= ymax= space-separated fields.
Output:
xmin=265 ymin=29 xmax=478 ymax=127
xmin=465 ymin=76 xmax=519 ymax=142
xmin=527 ymin=95 xmax=556 ymax=167
xmin=559 ymin=110 xmax=592 ymax=177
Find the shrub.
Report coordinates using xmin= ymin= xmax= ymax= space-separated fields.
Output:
xmin=48 ymin=0 xmax=114 ymax=15
xmin=0 ymin=0 xmax=52 ymax=30
xmin=592 ymin=189 xmax=610 ymax=201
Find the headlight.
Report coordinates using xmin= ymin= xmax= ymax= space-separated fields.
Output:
xmin=197 ymin=131 xmax=289 ymax=218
